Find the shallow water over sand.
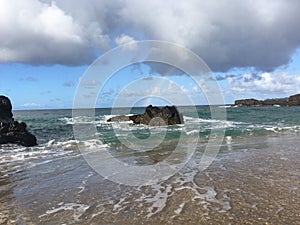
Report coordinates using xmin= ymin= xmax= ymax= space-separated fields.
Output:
xmin=1 ymin=135 xmax=299 ymax=224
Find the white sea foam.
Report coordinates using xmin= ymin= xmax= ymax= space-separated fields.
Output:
xmin=58 ymin=117 xmax=74 ymax=124
xmin=113 ymin=157 xmax=232 ymax=219
xmin=184 ymin=115 xmax=300 ymax=134
xmin=144 ymin=183 xmax=173 ymax=218
xmin=0 ymin=147 xmax=58 ymax=164
xmin=39 ymin=202 xmax=90 ymax=221
xmin=78 ymin=139 xmax=109 ymax=150
xmin=218 ymin=105 xmax=232 ymax=108
xmin=104 ymin=114 xmax=135 ymax=122
xmin=44 ymin=139 xmax=109 ymax=151
xmin=185 ymin=129 xmax=199 ymax=135
xmin=0 ymin=138 xmax=109 ymax=174
xmin=170 ymin=202 xmax=186 ymax=219
xmin=59 ymin=115 xmax=104 ymax=125
xmin=183 ymin=116 xmax=244 ymax=128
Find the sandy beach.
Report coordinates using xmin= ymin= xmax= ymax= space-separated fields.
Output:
xmin=1 ymin=134 xmax=299 ymax=224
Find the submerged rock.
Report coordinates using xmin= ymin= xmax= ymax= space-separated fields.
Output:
xmin=107 ymin=105 xmax=184 ymax=126
xmin=0 ymin=96 xmax=37 ymax=147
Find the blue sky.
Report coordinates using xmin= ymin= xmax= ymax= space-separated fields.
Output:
xmin=1 ymin=0 xmax=300 ymax=109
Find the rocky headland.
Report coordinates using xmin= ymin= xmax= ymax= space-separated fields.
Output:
xmin=0 ymin=96 xmax=37 ymax=147
xmin=235 ymin=94 xmax=300 ymax=107
xmin=107 ymin=105 xmax=184 ymax=126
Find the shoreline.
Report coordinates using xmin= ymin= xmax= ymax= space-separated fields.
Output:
xmin=0 ymin=134 xmax=299 ymax=224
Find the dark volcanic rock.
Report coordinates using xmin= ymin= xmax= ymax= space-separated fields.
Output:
xmin=0 ymin=96 xmax=13 ymax=122
xmin=107 ymin=115 xmax=131 ymax=122
xmin=107 ymin=105 xmax=184 ymax=126
xmin=234 ymin=99 xmax=262 ymax=107
xmin=262 ymin=98 xmax=289 ymax=106
xmin=0 ymin=96 xmax=37 ymax=147
xmin=235 ymin=94 xmax=300 ymax=107
xmin=289 ymin=94 xmax=300 ymax=106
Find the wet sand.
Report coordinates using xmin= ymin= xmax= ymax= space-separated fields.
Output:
xmin=146 ymin=135 xmax=300 ymax=225
xmin=0 ymin=135 xmax=299 ymax=224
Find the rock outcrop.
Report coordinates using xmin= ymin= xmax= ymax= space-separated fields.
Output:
xmin=0 ymin=96 xmax=37 ymax=147
xmin=234 ymin=94 xmax=300 ymax=107
xmin=107 ymin=105 xmax=184 ymax=126
xmin=234 ymin=99 xmax=263 ymax=107
xmin=288 ymin=94 xmax=300 ymax=106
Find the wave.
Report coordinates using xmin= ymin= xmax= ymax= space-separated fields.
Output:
xmin=59 ymin=115 xmax=135 ymax=126
xmin=56 ymin=114 xmax=300 ymax=143
xmin=0 ymin=139 xmax=109 ymax=164
xmin=58 ymin=116 xmax=101 ymax=125
xmin=183 ymin=116 xmax=245 ymax=129
xmin=44 ymin=139 xmax=109 ymax=151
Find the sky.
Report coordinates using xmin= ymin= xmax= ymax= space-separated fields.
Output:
xmin=1 ymin=0 xmax=300 ymax=109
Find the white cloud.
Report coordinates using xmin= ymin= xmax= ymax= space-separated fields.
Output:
xmin=115 ymin=0 xmax=300 ymax=71
xmin=1 ymin=0 xmax=300 ymax=72
xmin=22 ymin=102 xmax=42 ymax=108
xmin=0 ymin=0 xmax=108 ymax=65
xmin=228 ymin=72 xmax=300 ymax=97
xmin=115 ymin=34 xmax=137 ymax=51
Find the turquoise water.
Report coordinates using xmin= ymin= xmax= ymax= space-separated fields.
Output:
xmin=12 ymin=106 xmax=300 ymax=146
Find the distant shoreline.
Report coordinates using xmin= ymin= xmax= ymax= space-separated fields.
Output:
xmin=11 ymin=93 xmax=300 ymax=111
xmin=12 ymin=105 xmax=227 ymax=111
xmin=234 ymin=93 xmax=300 ymax=107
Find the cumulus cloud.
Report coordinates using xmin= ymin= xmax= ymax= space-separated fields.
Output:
xmin=22 ymin=102 xmax=42 ymax=108
xmin=115 ymin=34 xmax=138 ymax=51
xmin=228 ymin=72 xmax=300 ymax=97
xmin=1 ymin=0 xmax=300 ymax=72
xmin=119 ymin=0 xmax=300 ymax=72
xmin=0 ymin=0 xmax=109 ymax=65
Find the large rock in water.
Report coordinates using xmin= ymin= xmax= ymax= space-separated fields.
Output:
xmin=107 ymin=105 xmax=184 ymax=126
xmin=0 ymin=96 xmax=37 ymax=147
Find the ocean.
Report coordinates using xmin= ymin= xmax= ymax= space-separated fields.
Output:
xmin=0 ymin=106 xmax=299 ymax=224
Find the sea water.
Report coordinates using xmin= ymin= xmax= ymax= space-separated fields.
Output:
xmin=0 ymin=106 xmax=299 ymax=224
